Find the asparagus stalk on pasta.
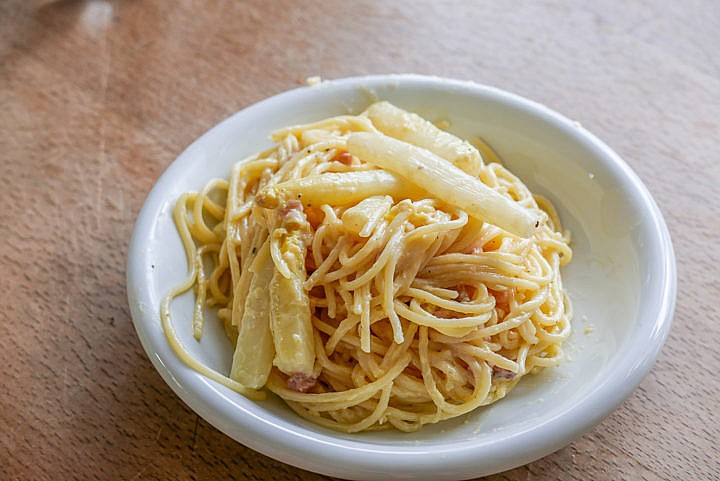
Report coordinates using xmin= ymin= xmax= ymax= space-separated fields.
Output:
xmin=230 ymin=240 xmax=275 ymax=389
xmin=269 ymin=200 xmax=316 ymax=390
xmin=341 ymin=195 xmax=394 ymax=237
xmin=365 ymin=101 xmax=484 ymax=177
xmin=255 ymin=170 xmax=425 ymax=209
xmin=346 ymin=132 xmax=540 ymax=238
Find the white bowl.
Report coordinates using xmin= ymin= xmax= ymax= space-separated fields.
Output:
xmin=127 ymin=74 xmax=675 ymax=480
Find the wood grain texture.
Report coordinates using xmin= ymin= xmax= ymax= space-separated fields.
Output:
xmin=1 ymin=1 xmax=718 ymax=480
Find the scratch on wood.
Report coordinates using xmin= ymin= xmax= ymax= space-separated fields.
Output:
xmin=191 ymin=415 xmax=199 ymax=451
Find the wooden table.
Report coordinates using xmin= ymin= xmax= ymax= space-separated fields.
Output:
xmin=2 ymin=1 xmax=718 ymax=479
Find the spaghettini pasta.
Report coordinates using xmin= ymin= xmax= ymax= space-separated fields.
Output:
xmin=161 ymin=101 xmax=572 ymax=432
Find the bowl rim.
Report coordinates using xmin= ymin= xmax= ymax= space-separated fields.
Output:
xmin=126 ymin=74 xmax=676 ymax=479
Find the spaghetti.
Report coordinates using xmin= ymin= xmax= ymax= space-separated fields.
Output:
xmin=161 ymin=101 xmax=572 ymax=432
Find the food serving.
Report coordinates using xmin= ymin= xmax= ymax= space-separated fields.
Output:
xmin=161 ymin=100 xmax=573 ymax=433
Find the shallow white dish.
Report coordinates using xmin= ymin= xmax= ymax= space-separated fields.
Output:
xmin=127 ymin=74 xmax=675 ymax=480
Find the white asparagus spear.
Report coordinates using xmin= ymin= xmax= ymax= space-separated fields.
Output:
xmin=230 ymin=240 xmax=275 ymax=389
xmin=341 ymin=195 xmax=394 ymax=237
xmin=254 ymin=170 xmax=425 ymax=209
xmin=269 ymin=201 xmax=316 ymax=377
xmin=366 ymin=101 xmax=483 ymax=177
xmin=346 ymin=132 xmax=540 ymax=238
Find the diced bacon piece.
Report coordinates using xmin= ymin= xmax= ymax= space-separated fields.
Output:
xmin=433 ymin=308 xmax=456 ymax=319
xmin=490 ymin=288 xmax=510 ymax=307
xmin=279 ymin=200 xmax=307 ymax=230
xmin=304 ymin=206 xmax=324 ymax=229
xmin=336 ymin=152 xmax=355 ymax=165
xmin=287 ymin=373 xmax=317 ymax=392
xmin=492 ymin=366 xmax=517 ymax=380
xmin=455 ymin=285 xmax=474 ymax=302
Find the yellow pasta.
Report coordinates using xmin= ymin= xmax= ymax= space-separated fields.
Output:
xmin=161 ymin=101 xmax=573 ymax=432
